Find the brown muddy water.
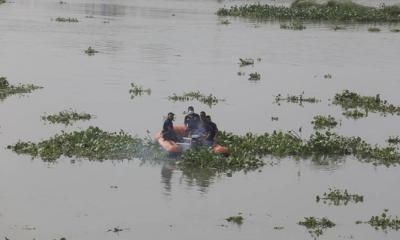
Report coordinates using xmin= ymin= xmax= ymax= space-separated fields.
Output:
xmin=1 ymin=0 xmax=400 ymax=239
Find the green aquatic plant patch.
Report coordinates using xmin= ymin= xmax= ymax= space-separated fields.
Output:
xmin=0 ymin=0 xmax=6 ymax=4
xmin=226 ymin=215 xmax=244 ymax=225
xmin=41 ymin=110 xmax=92 ymax=125
xmin=84 ymin=46 xmax=98 ymax=56
xmin=298 ymin=216 xmax=335 ymax=238
xmin=358 ymin=209 xmax=400 ymax=231
xmin=280 ymin=21 xmax=306 ymax=30
xmin=248 ymin=72 xmax=261 ymax=81
xmin=55 ymin=17 xmax=78 ymax=22
xmin=316 ymin=188 xmax=363 ymax=205
xmin=391 ymin=28 xmax=400 ymax=32
xmin=239 ymin=58 xmax=254 ymax=67
xmin=168 ymin=91 xmax=224 ymax=107
xmin=342 ymin=109 xmax=366 ymax=119
xmin=332 ymin=25 xmax=346 ymax=30
xmin=216 ymin=0 xmax=400 ymax=22
xmin=0 ymin=76 xmax=42 ymax=101
xmin=274 ymin=93 xmax=320 ymax=105
xmin=311 ymin=115 xmax=338 ymax=130
xmin=220 ymin=19 xmax=231 ymax=24
xmin=333 ymin=90 xmax=400 ymax=117
xmin=387 ymin=136 xmax=400 ymax=145
xmin=8 ymin=126 xmax=163 ymax=162
xmin=368 ymin=27 xmax=381 ymax=32
xmin=129 ymin=83 xmax=151 ymax=99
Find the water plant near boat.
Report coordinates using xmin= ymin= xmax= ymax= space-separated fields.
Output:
xmin=274 ymin=93 xmax=320 ymax=105
xmin=358 ymin=209 xmax=400 ymax=231
xmin=311 ymin=115 xmax=337 ymax=130
xmin=239 ymin=58 xmax=254 ymax=67
xmin=168 ymin=91 xmax=224 ymax=107
xmin=280 ymin=21 xmax=306 ymax=30
xmin=333 ymin=90 xmax=400 ymax=117
xmin=298 ymin=216 xmax=335 ymax=238
xmin=0 ymin=76 xmax=42 ymax=101
xmin=84 ymin=47 xmax=98 ymax=56
xmin=316 ymin=188 xmax=363 ymax=205
xmin=41 ymin=110 xmax=92 ymax=125
xmin=226 ymin=215 xmax=244 ymax=225
xmin=129 ymin=83 xmax=151 ymax=99
xmin=368 ymin=27 xmax=381 ymax=32
xmin=55 ymin=17 xmax=78 ymax=22
xmin=216 ymin=0 xmax=400 ymax=22
xmin=248 ymin=72 xmax=261 ymax=81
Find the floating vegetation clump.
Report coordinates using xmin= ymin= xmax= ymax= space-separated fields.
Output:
xmin=41 ymin=110 xmax=92 ymax=125
xmin=248 ymin=72 xmax=261 ymax=81
xmin=298 ymin=217 xmax=335 ymax=238
xmin=316 ymin=188 xmax=364 ymax=205
xmin=324 ymin=73 xmax=332 ymax=79
xmin=0 ymin=76 xmax=42 ymax=101
xmin=0 ymin=0 xmax=6 ymax=4
xmin=239 ymin=58 xmax=254 ymax=67
xmin=342 ymin=109 xmax=366 ymax=119
xmin=220 ymin=19 xmax=231 ymax=24
xmin=387 ymin=136 xmax=400 ymax=145
xmin=391 ymin=28 xmax=400 ymax=32
xmin=168 ymin=91 xmax=224 ymax=107
xmin=226 ymin=215 xmax=244 ymax=225
xmin=84 ymin=46 xmax=98 ymax=56
xmin=358 ymin=209 xmax=400 ymax=231
xmin=368 ymin=27 xmax=381 ymax=32
xmin=129 ymin=83 xmax=151 ymax=99
xmin=333 ymin=90 xmax=400 ymax=117
xmin=216 ymin=0 xmax=400 ymax=22
xmin=332 ymin=25 xmax=346 ymax=30
xmin=280 ymin=21 xmax=306 ymax=30
xmin=7 ymin=126 xmax=163 ymax=162
xmin=55 ymin=17 xmax=78 ymax=22
xmin=311 ymin=115 xmax=338 ymax=130
xmin=274 ymin=93 xmax=320 ymax=106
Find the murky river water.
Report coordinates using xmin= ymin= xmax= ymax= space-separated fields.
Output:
xmin=1 ymin=0 xmax=400 ymax=239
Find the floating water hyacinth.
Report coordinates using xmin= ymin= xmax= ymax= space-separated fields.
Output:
xmin=316 ymin=188 xmax=364 ymax=205
xmin=248 ymin=72 xmax=261 ymax=81
xmin=41 ymin=110 xmax=92 ymax=125
xmin=168 ymin=91 xmax=224 ymax=107
xmin=239 ymin=58 xmax=254 ymax=66
xmin=216 ymin=0 xmax=400 ymax=22
xmin=368 ymin=27 xmax=381 ymax=32
xmin=274 ymin=93 xmax=320 ymax=106
xmin=0 ymin=76 xmax=42 ymax=101
xmin=298 ymin=216 xmax=335 ymax=238
xmin=311 ymin=115 xmax=338 ymax=130
xmin=84 ymin=46 xmax=98 ymax=55
xmin=55 ymin=17 xmax=78 ymax=22
xmin=357 ymin=209 xmax=400 ymax=231
xmin=220 ymin=19 xmax=231 ymax=24
xmin=226 ymin=215 xmax=244 ymax=225
xmin=280 ymin=21 xmax=306 ymax=30
xmin=0 ymin=0 xmax=6 ymax=4
xmin=129 ymin=83 xmax=151 ymax=99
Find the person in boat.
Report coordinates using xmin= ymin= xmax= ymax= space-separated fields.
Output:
xmin=184 ymin=106 xmax=201 ymax=136
xmin=203 ymin=115 xmax=218 ymax=147
xmin=162 ymin=112 xmax=180 ymax=142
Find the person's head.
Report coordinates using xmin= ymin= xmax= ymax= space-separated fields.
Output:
xmin=167 ymin=112 xmax=175 ymax=120
xmin=206 ymin=115 xmax=211 ymax=122
xmin=200 ymin=111 xmax=206 ymax=120
xmin=188 ymin=106 xmax=194 ymax=113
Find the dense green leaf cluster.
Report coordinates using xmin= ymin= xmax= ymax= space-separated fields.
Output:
xmin=358 ymin=209 xmax=400 ymax=230
xmin=84 ymin=47 xmax=98 ymax=55
xmin=311 ymin=115 xmax=338 ymax=129
xmin=226 ymin=215 xmax=244 ymax=225
xmin=168 ymin=91 xmax=224 ymax=107
xmin=129 ymin=83 xmax=151 ymax=99
xmin=216 ymin=0 xmax=400 ymax=22
xmin=316 ymin=188 xmax=363 ymax=205
xmin=41 ymin=110 xmax=92 ymax=125
xmin=298 ymin=216 xmax=335 ymax=238
xmin=0 ymin=76 xmax=42 ymax=101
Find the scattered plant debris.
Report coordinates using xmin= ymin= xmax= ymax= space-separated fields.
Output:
xmin=84 ymin=46 xmax=98 ymax=56
xmin=216 ymin=0 xmax=400 ymax=22
xmin=271 ymin=116 xmax=279 ymax=121
xmin=248 ymin=72 xmax=261 ymax=81
xmin=280 ymin=21 xmax=306 ymax=30
xmin=0 ymin=0 xmax=6 ymax=4
xmin=298 ymin=216 xmax=335 ymax=238
xmin=237 ymin=71 xmax=245 ymax=76
xmin=311 ymin=115 xmax=338 ymax=130
xmin=0 ymin=76 xmax=42 ymax=101
xmin=55 ymin=17 xmax=78 ymax=22
xmin=332 ymin=25 xmax=346 ymax=30
xmin=391 ymin=28 xmax=400 ymax=32
xmin=226 ymin=215 xmax=244 ymax=225
xmin=168 ymin=91 xmax=224 ymax=107
xmin=324 ymin=74 xmax=332 ymax=79
xmin=387 ymin=136 xmax=400 ymax=145
xmin=239 ymin=58 xmax=254 ymax=67
xmin=274 ymin=226 xmax=284 ymax=230
xmin=220 ymin=19 xmax=230 ymax=24
xmin=342 ymin=109 xmax=366 ymax=119
xmin=274 ymin=93 xmax=320 ymax=106
xmin=41 ymin=110 xmax=92 ymax=125
xmin=316 ymin=188 xmax=364 ymax=205
xmin=129 ymin=83 xmax=151 ymax=99
xmin=107 ymin=227 xmax=125 ymax=233
xmin=358 ymin=209 xmax=400 ymax=231
xmin=333 ymin=90 xmax=400 ymax=117
xmin=368 ymin=27 xmax=381 ymax=32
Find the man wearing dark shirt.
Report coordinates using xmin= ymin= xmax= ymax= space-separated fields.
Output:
xmin=162 ymin=112 xmax=179 ymax=142
xmin=184 ymin=106 xmax=200 ymax=135
xmin=204 ymin=115 xmax=218 ymax=147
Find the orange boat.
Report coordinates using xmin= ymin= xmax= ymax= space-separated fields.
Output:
xmin=154 ymin=124 xmax=228 ymax=155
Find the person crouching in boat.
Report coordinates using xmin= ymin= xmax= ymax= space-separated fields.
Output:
xmin=184 ymin=106 xmax=200 ymax=136
xmin=203 ymin=115 xmax=218 ymax=147
xmin=162 ymin=112 xmax=180 ymax=142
